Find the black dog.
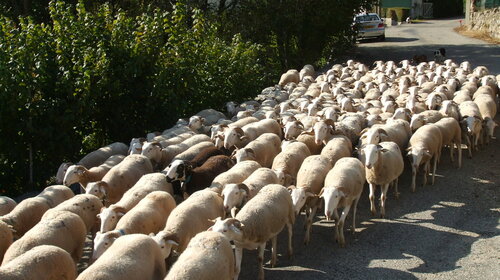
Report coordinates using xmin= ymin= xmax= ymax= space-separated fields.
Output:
xmin=434 ymin=48 xmax=446 ymax=63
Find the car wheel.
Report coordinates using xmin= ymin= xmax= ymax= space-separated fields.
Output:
xmin=379 ymin=35 xmax=386 ymax=41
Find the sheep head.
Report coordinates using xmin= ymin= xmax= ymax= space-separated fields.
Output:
xmin=313 ymin=120 xmax=334 ymax=145
xmin=289 ymin=186 xmax=316 ymax=216
xmin=209 ymin=217 xmax=245 ymax=242
xmin=284 ymin=121 xmax=304 ymax=140
xmin=224 ymin=127 xmax=246 ymax=150
xmin=320 ymin=187 xmax=345 ymax=221
xmin=92 ymin=230 xmax=123 ymax=261
xmin=86 ymin=181 xmax=108 ymax=200
xmin=153 ymin=231 xmax=180 ymax=259
xmin=63 ymin=165 xmax=87 ymax=186
xmin=232 ymin=148 xmax=256 ymax=163
xmin=97 ymin=205 xmax=126 ymax=233
xmin=221 ymin=183 xmax=249 ymax=213
xmin=164 ymin=160 xmax=189 ymax=183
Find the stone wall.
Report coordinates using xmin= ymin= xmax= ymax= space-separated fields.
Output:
xmin=468 ymin=7 xmax=500 ymax=39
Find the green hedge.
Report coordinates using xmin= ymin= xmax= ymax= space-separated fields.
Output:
xmin=0 ymin=1 xmax=266 ymax=196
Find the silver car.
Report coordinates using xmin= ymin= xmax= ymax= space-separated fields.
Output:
xmin=354 ymin=13 xmax=385 ymax=41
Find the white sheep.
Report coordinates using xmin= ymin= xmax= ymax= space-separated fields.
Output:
xmin=362 ymin=142 xmax=404 ymax=217
xmin=42 ymin=194 xmax=103 ymax=233
xmin=152 ymin=189 xmax=224 ymax=259
xmin=320 ymin=134 xmax=353 ymax=167
xmin=359 ymin=119 xmax=411 ymax=151
xmin=92 ymin=191 xmax=176 ymax=260
xmin=63 ymin=154 xmax=125 ymax=190
xmin=128 ymin=137 xmax=146 ymax=154
xmin=409 ymin=110 xmax=443 ymax=131
xmin=209 ymin=160 xmax=261 ymax=192
xmin=272 ymin=141 xmax=311 ymax=186
xmin=0 ymin=196 xmax=16 ymax=216
xmin=156 ymin=131 xmax=196 ymax=148
xmin=76 ymin=142 xmax=128 ymax=170
xmin=211 ymin=116 xmax=258 ymax=141
xmin=439 ymin=100 xmax=460 ymax=120
xmin=434 ymin=117 xmax=463 ymax=167
xmin=320 ymin=157 xmax=365 ymax=247
xmin=0 ymin=220 xmax=13 ymax=264
xmin=76 ymin=234 xmax=166 ymax=280
xmin=231 ymin=133 xmax=281 ymax=168
xmin=86 ymin=154 xmax=153 ymax=206
xmin=210 ymin=184 xmax=294 ymax=280
xmin=2 ymin=210 xmax=86 ymax=265
xmin=407 ymin=124 xmax=443 ymax=192
xmin=223 ymin=119 xmax=282 ymax=149
xmin=473 ymin=92 xmax=498 ymax=144
xmin=0 ymin=245 xmax=76 ymax=280
xmin=98 ymin=172 xmax=173 ymax=233
xmin=279 ymin=69 xmax=300 ymax=87
xmin=142 ymin=134 xmax=212 ymax=170
xmin=222 ymin=167 xmax=279 ymax=216
xmin=165 ymin=231 xmax=235 ymax=280
xmin=459 ymin=101 xmax=483 ymax=152
xmin=289 ymin=155 xmax=333 ymax=244
xmin=0 ymin=185 xmax=74 ymax=239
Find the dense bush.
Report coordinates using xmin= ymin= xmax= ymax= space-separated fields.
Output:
xmin=0 ymin=0 xmax=265 ymax=196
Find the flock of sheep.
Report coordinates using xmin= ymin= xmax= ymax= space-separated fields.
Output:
xmin=0 ymin=58 xmax=498 ymax=280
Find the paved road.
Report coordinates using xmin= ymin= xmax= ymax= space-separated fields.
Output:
xmin=239 ymin=19 xmax=500 ymax=280
xmin=353 ymin=18 xmax=500 ymax=74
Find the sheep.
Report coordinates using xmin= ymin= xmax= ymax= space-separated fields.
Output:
xmin=0 ymin=196 xmax=16 ymax=216
xmin=223 ymin=119 xmax=282 ymax=150
xmin=288 ymin=155 xmax=333 ymax=244
xmin=439 ymin=100 xmax=460 ymax=120
xmin=172 ymin=141 xmax=216 ymax=162
xmin=283 ymin=120 xmax=305 ymax=140
xmin=77 ymin=234 xmax=166 ymax=280
xmin=156 ymin=131 xmax=196 ymax=148
xmin=459 ymin=101 xmax=483 ymax=152
xmin=0 ymin=220 xmax=13 ymax=264
xmin=211 ymin=117 xmax=259 ymax=141
xmin=128 ymin=137 xmax=146 ymax=154
xmin=320 ymin=134 xmax=353 ymax=167
xmin=191 ymin=109 xmax=227 ymax=126
xmin=142 ymin=134 xmax=212 ymax=170
xmin=86 ymin=154 xmax=153 ymax=206
xmin=209 ymin=160 xmax=261 ymax=192
xmin=42 ymin=194 xmax=103 ymax=233
xmin=272 ymin=142 xmax=311 ymax=186
xmin=210 ymin=184 xmax=294 ymax=280
xmin=295 ymin=132 xmax=323 ymax=154
xmin=407 ymin=124 xmax=443 ymax=192
xmin=0 ymin=245 xmax=76 ymax=280
xmin=409 ymin=110 xmax=443 ymax=131
xmin=320 ymin=157 xmax=365 ymax=247
xmin=359 ymin=119 xmax=411 ymax=151
xmin=92 ymin=191 xmax=176 ymax=260
xmin=222 ymin=167 xmax=280 ymax=216
xmin=165 ymin=231 xmax=235 ymax=280
xmin=152 ymin=189 xmax=224 ymax=259
xmin=164 ymin=155 xmax=234 ymax=197
xmin=0 ymin=185 xmax=74 ymax=238
xmin=77 ymin=142 xmax=128 ymax=170
xmin=231 ymin=133 xmax=281 ymax=168
xmin=361 ymin=142 xmax=404 ymax=218
xmin=434 ymin=117 xmax=463 ymax=167
xmin=98 ymin=172 xmax=173 ymax=233
xmin=63 ymin=154 xmax=125 ymax=190
xmin=2 ymin=210 xmax=86 ymax=265
xmin=473 ymin=92 xmax=498 ymax=144
xmin=56 ymin=162 xmax=72 ymax=184
xmin=279 ymin=69 xmax=300 ymax=87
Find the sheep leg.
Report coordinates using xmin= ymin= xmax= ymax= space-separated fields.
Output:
xmin=351 ymin=196 xmax=360 ymax=234
xmin=234 ymin=246 xmax=243 ymax=280
xmin=287 ymin=222 xmax=293 ymax=258
xmin=369 ymin=183 xmax=377 ymax=216
xmin=411 ymin=165 xmax=417 ymax=192
xmin=465 ymin=136 xmax=472 ymax=158
xmin=449 ymin=142 xmax=455 ymax=163
xmin=431 ymin=154 xmax=438 ymax=185
xmin=257 ymin=243 xmax=266 ymax=280
xmin=380 ymin=183 xmax=389 ymax=218
xmin=393 ymin=178 xmax=400 ymax=199
xmin=271 ymin=236 xmax=277 ymax=267
xmin=304 ymin=205 xmax=316 ymax=245
xmin=422 ymin=162 xmax=429 ymax=186
xmin=457 ymin=141 xmax=462 ymax=168
xmin=338 ymin=204 xmax=351 ymax=247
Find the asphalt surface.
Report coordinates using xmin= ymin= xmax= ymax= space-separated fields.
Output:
xmin=237 ymin=18 xmax=500 ymax=280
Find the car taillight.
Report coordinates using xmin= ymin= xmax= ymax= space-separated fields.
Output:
xmin=378 ymin=23 xmax=384 ymax=28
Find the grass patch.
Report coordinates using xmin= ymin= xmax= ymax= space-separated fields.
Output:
xmin=454 ymin=25 xmax=500 ymax=44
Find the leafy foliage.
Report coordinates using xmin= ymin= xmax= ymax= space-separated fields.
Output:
xmin=0 ymin=0 xmax=265 ymax=196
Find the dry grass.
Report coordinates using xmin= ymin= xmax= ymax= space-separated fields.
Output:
xmin=454 ymin=25 xmax=500 ymax=44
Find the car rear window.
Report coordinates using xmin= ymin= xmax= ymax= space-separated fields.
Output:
xmin=356 ymin=15 xmax=380 ymax=22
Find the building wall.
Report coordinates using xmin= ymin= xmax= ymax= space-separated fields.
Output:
xmin=468 ymin=7 xmax=500 ymax=39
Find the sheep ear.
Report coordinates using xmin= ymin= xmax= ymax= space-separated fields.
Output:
xmin=113 ymin=206 xmax=127 ymax=214
xmin=234 ymin=127 xmax=244 ymax=137
xmin=245 ymin=148 xmax=256 ymax=159
xmin=6 ymin=224 xmax=16 ymax=234
xmin=166 ymin=240 xmax=179 ymax=246
xmin=378 ymin=128 xmax=388 ymax=137
xmin=239 ymin=135 xmax=248 ymax=141
xmin=318 ymin=188 xmax=325 ymax=198
xmin=149 ymin=233 xmax=155 ymax=237
xmin=287 ymin=185 xmax=295 ymax=193
xmin=200 ymin=118 xmax=206 ymax=124
xmin=237 ymin=183 xmax=250 ymax=196
xmin=296 ymin=121 xmax=304 ymax=128
xmin=358 ymin=128 xmax=369 ymax=136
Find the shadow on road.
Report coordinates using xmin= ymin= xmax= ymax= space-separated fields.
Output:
xmin=238 ymin=123 xmax=500 ymax=279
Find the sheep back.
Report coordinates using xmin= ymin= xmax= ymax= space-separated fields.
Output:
xmin=116 ymin=191 xmax=176 ymax=235
xmin=0 ymin=220 xmax=13 ymax=264
xmin=243 ymin=168 xmax=280 ymax=198
xmin=236 ymin=184 xmax=294 ymax=244
xmin=0 ymin=197 xmax=51 ymax=239
xmin=0 ymin=245 xmax=76 ymax=280
xmin=434 ymin=117 xmax=462 ymax=146
xmin=165 ymin=231 xmax=235 ymax=280
xmin=0 ymin=196 xmax=16 ymax=216
xmin=173 ymin=142 xmax=215 ymax=162
xmin=42 ymin=194 xmax=103 ymax=232
xmin=320 ymin=135 xmax=352 ymax=167
xmin=364 ymin=142 xmax=404 ymax=186
xmin=2 ymin=210 xmax=86 ymax=265
xmin=272 ymin=142 xmax=311 ymax=179
xmin=210 ymin=160 xmax=262 ymax=192
xmin=239 ymin=133 xmax=281 ymax=168
xmin=78 ymin=142 xmax=128 ymax=169
xmin=76 ymin=234 xmax=166 ymax=280
xmin=163 ymin=190 xmax=224 ymax=253
xmin=296 ymin=155 xmax=333 ymax=194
